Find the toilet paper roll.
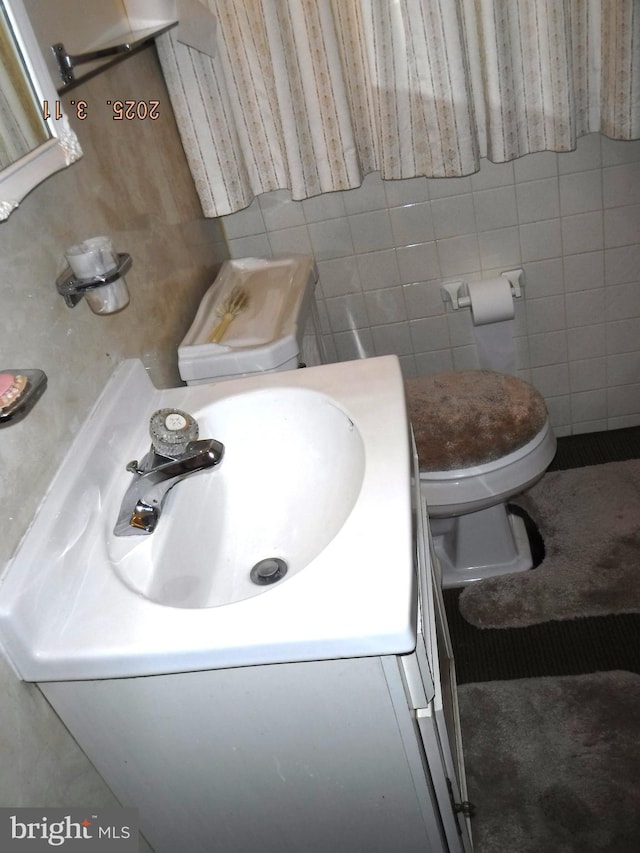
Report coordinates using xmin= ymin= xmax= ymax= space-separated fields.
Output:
xmin=467 ymin=277 xmax=515 ymax=325
xmin=467 ymin=278 xmax=516 ymax=374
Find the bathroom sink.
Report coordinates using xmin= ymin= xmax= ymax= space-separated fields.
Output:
xmin=0 ymin=357 xmax=415 ymax=681
xmin=108 ymin=387 xmax=366 ymax=608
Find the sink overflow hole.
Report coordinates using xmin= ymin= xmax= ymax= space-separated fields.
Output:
xmin=250 ymin=558 xmax=288 ymax=585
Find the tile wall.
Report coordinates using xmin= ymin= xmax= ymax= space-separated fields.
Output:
xmin=221 ymin=133 xmax=640 ymax=437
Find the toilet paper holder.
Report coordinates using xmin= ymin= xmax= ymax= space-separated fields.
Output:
xmin=441 ymin=269 xmax=523 ymax=311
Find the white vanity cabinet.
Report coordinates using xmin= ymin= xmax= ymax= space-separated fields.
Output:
xmin=39 ymin=518 xmax=473 ymax=853
xmin=38 ymin=434 xmax=473 ymax=853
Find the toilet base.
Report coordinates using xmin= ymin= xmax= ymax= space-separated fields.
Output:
xmin=430 ymin=503 xmax=533 ymax=588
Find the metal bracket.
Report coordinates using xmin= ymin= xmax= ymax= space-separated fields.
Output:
xmin=56 ymin=252 xmax=132 ymax=308
xmin=51 ymin=23 xmax=177 ymax=88
xmin=441 ymin=268 xmax=524 ymax=311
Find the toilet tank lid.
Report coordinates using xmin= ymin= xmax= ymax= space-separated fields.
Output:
xmin=178 ymin=255 xmax=317 ymax=380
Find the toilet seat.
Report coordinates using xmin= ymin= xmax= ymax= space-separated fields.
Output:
xmin=420 ymin=420 xmax=556 ymax=517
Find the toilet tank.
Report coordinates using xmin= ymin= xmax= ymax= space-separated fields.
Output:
xmin=178 ymin=255 xmax=325 ymax=385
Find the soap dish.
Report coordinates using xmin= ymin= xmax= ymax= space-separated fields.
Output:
xmin=0 ymin=370 xmax=47 ymax=426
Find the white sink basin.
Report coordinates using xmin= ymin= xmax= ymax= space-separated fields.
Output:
xmin=0 ymin=356 xmax=415 ymax=681
xmin=109 ymin=387 xmax=365 ymax=608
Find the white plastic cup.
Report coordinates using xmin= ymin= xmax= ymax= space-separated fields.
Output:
xmin=65 ymin=236 xmax=118 ymax=281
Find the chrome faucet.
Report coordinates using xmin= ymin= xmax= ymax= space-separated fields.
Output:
xmin=114 ymin=418 xmax=224 ymax=536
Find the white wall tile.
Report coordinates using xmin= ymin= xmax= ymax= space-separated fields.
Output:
xmin=427 ymin=174 xmax=473 ymax=199
xmin=371 ymin=322 xmax=414 ymax=355
xmin=302 ymin=192 xmax=347 ymax=222
xmin=409 ymin=315 xmax=451 ymax=352
xmin=308 ymin=217 xmax=354 ymax=259
xmin=561 ymin=212 xmax=603 ymax=256
xmin=524 ymin=258 xmax=564 ymax=298
xmin=316 ymin=256 xmax=362 ymax=297
xmin=415 ymin=349 xmax=455 ymax=374
xmin=572 ymin=419 xmax=608 ymax=434
xmin=268 ymin=225 xmax=313 ymax=256
xmin=606 ymin=318 xmax=640 ymax=355
xmin=357 ymin=249 xmax=400 ymax=290
xmin=514 ymin=150 xmax=558 ymax=182
xmin=452 ymin=344 xmax=480 ymax=370
xmin=477 ymin=226 xmax=521 ymax=271
xmin=601 ymin=137 xmax=640 ymax=166
xmin=605 ymin=282 xmax=640 ymax=321
xmin=569 ymin=357 xmax=606 ymax=392
xmin=531 ymin=363 xmax=570 ymax=396
xmin=333 ymin=328 xmax=374 ymax=361
xmin=603 ymin=162 xmax=640 ymax=208
xmin=384 ymin=176 xmax=430 ymax=207
xmin=471 ymin=158 xmax=515 ymax=190
xmin=608 ymin=382 xmax=640 ymax=418
xmin=545 ymin=394 xmax=572 ymax=431
xmin=559 ymin=170 xmax=602 ymax=216
xmin=571 ymin=389 xmax=607 ymax=422
xmin=402 ymin=280 xmax=447 ymax=319
xmin=607 ymin=352 xmax=640 ymax=386
xmin=258 ymin=191 xmax=305 ymax=230
xmin=221 ymin=198 xmax=265 ymax=237
xmin=348 ymin=209 xmax=395 ymax=253
xmin=563 ymin=250 xmax=604 ymax=292
xmin=364 ymin=287 xmax=408 ymax=325
xmin=227 ymin=233 xmax=271 ymax=257
xmin=525 ymin=295 xmax=566 ymax=333
xmin=446 ymin=308 xmax=476 ymax=347
xmin=396 ymin=241 xmax=440 ymax=283
xmin=605 ymin=244 xmax=640 ymax=285
xmin=342 ymin=172 xmax=388 ymax=214
xmin=528 ymin=330 xmax=567 ymax=366
xmin=565 ymin=288 xmax=606 ymax=328
xmin=568 ymin=323 xmax=606 ymax=360
xmin=325 ymin=293 xmax=368 ymax=331
xmin=604 ymin=204 xmax=640 ymax=248
xmin=390 ymin=202 xmax=435 ymax=246
xmin=519 ymin=219 xmax=562 ymax=262
xmin=436 ymin=234 xmax=481 ymax=277
xmin=558 ymin=133 xmax=602 ymax=173
xmin=431 ymin=195 xmax=477 ymax=239
xmin=473 ymin=186 xmax=518 ymax=232
xmin=516 ymin=177 xmax=560 ymax=223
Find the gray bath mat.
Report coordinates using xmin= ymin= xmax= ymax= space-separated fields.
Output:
xmin=458 ymin=671 xmax=640 ymax=853
xmin=458 ymin=460 xmax=640 ymax=629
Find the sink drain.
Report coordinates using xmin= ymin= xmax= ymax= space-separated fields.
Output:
xmin=250 ymin=558 xmax=288 ymax=585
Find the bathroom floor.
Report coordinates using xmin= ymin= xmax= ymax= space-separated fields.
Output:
xmin=444 ymin=424 xmax=640 ymax=684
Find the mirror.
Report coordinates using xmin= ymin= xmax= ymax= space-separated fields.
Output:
xmin=0 ymin=0 xmax=81 ymax=220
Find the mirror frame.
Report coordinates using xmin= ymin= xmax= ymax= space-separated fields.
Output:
xmin=0 ymin=0 xmax=81 ymax=221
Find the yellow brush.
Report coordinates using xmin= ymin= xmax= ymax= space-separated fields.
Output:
xmin=207 ymin=285 xmax=249 ymax=343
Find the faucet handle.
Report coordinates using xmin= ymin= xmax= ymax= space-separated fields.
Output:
xmin=149 ymin=408 xmax=199 ymax=456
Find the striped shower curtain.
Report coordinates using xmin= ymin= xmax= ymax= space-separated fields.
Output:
xmin=157 ymin=0 xmax=640 ymax=217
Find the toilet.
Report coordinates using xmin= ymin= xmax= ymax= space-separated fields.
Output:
xmin=405 ymin=370 xmax=556 ymax=588
xmin=178 ymin=255 xmax=325 ymax=385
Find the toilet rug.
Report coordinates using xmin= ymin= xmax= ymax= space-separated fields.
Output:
xmin=458 ymin=459 xmax=640 ymax=629
xmin=458 ymin=671 xmax=640 ymax=853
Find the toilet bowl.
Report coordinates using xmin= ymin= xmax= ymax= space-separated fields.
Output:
xmin=405 ymin=370 xmax=556 ymax=588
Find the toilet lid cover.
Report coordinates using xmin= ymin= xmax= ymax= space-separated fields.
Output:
xmin=405 ymin=370 xmax=549 ymax=471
